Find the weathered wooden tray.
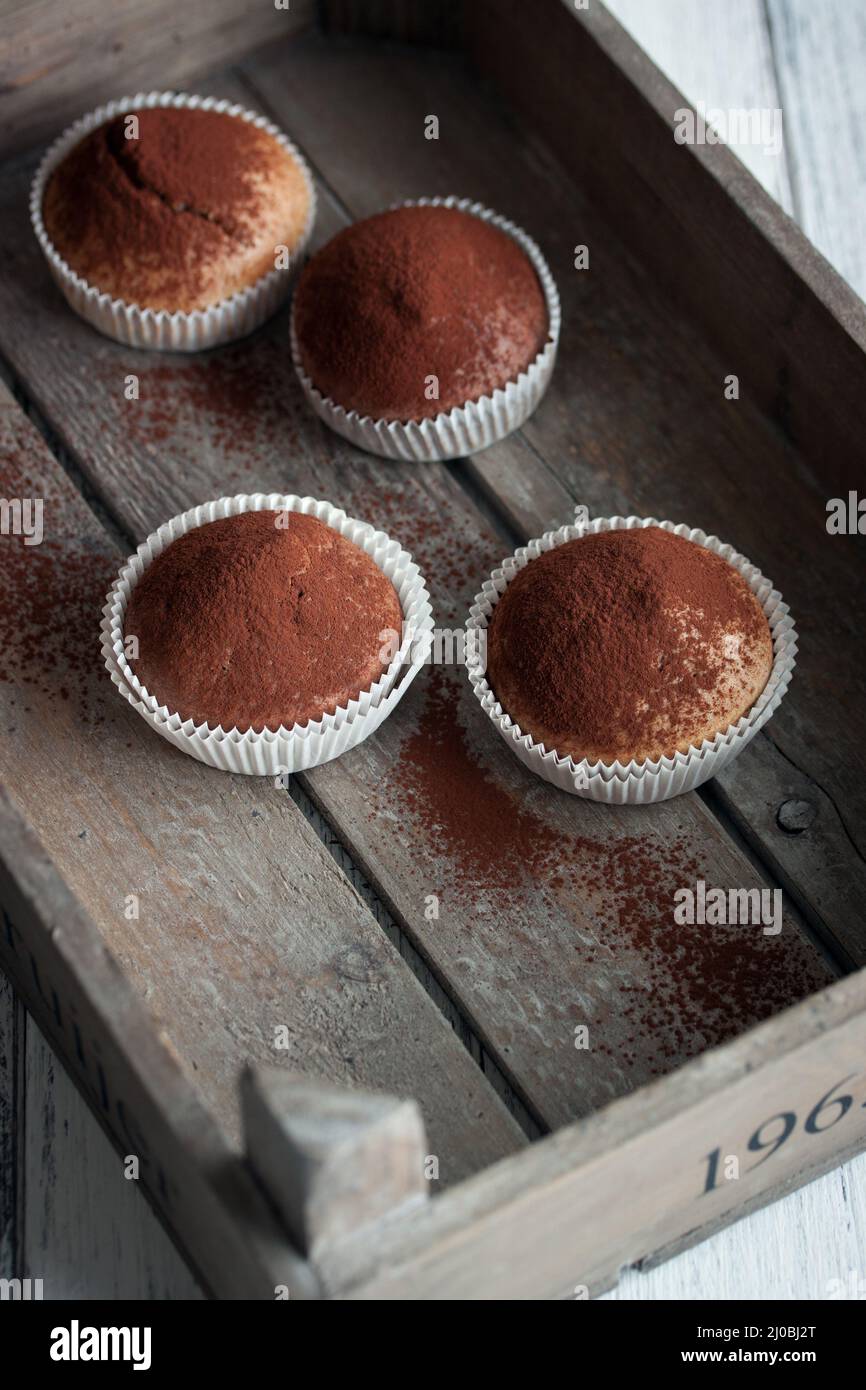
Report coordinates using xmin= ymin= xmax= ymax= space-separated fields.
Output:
xmin=1 ymin=0 xmax=865 ymax=1299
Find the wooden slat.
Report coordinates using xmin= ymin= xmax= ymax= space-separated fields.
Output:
xmin=0 ymin=380 xmax=524 ymax=1187
xmin=5 ymin=976 xmax=201 ymax=1297
xmin=0 ymin=0 xmax=317 ymax=160
xmin=0 ymin=63 xmax=833 ymax=1137
xmin=242 ymin=29 xmax=866 ymax=969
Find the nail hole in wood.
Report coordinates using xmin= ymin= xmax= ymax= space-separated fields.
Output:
xmin=776 ymin=799 xmax=816 ymax=834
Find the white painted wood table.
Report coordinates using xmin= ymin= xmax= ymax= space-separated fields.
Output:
xmin=1 ymin=0 xmax=865 ymax=1300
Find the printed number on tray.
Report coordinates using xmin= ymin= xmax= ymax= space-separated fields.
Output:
xmin=702 ymin=1072 xmax=862 ymax=1195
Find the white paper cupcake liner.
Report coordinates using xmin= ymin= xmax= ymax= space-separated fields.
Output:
xmin=291 ymin=195 xmax=561 ymax=461
xmin=31 ymin=92 xmax=317 ymax=352
xmin=100 ymin=494 xmax=433 ymax=775
xmin=466 ymin=516 xmax=797 ymax=805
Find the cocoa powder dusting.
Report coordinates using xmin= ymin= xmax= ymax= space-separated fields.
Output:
xmin=125 ymin=510 xmax=402 ymax=732
xmin=488 ymin=527 xmax=772 ymax=762
xmin=43 ymin=108 xmax=279 ymax=307
xmin=294 ymin=205 xmax=549 ymax=420
xmin=103 ymin=108 xmax=253 ymax=241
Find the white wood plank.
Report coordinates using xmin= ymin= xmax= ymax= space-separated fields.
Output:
xmin=764 ymin=0 xmax=866 ymax=298
xmin=604 ymin=0 xmax=795 ymax=212
xmin=22 ymin=1013 xmax=202 ymax=1300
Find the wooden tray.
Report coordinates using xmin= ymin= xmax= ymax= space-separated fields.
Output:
xmin=1 ymin=0 xmax=865 ymax=1299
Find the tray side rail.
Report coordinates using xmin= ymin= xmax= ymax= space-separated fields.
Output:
xmin=309 ymin=969 xmax=866 ymax=1299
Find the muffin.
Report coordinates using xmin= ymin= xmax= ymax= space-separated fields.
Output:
xmin=486 ymin=527 xmax=774 ymax=765
xmin=42 ymin=105 xmax=311 ymax=313
xmin=293 ymin=204 xmax=549 ymax=421
xmin=123 ymin=510 xmax=403 ymax=732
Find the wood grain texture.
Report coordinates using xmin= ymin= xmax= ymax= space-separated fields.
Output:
xmin=0 ymin=379 xmax=524 ymax=1189
xmin=287 ymin=781 xmax=541 ymax=1138
xmin=0 ymin=0 xmax=317 ymax=159
xmin=23 ymin=1016 xmax=201 ymax=1299
xmin=0 ymin=65 xmax=834 ymax=1140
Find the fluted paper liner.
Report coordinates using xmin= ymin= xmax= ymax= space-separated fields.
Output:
xmin=31 ymin=92 xmax=316 ymax=352
xmin=291 ymin=196 xmax=561 ymax=461
xmin=466 ymin=516 xmax=797 ymax=804
xmin=101 ymin=495 xmax=434 ymax=775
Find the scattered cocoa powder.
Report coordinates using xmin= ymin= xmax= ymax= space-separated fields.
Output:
xmin=388 ymin=666 xmax=828 ymax=1085
xmin=124 ymin=350 xmax=299 ymax=458
xmin=0 ymin=533 xmax=114 ymax=723
xmin=293 ymin=205 xmax=549 ymax=420
xmin=124 ymin=510 xmax=402 ymax=732
xmin=487 ymin=527 xmax=773 ymax=763
xmin=0 ymin=426 xmax=115 ymax=723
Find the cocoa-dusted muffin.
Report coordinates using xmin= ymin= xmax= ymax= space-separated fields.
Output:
xmin=486 ymin=527 xmax=774 ymax=765
xmin=124 ymin=511 xmax=403 ymax=732
xmin=293 ymin=204 xmax=549 ymax=421
xmin=42 ymin=106 xmax=310 ymax=312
